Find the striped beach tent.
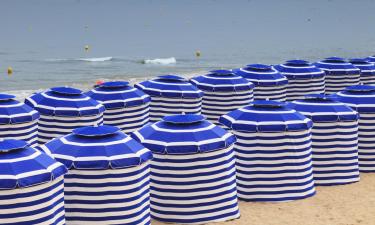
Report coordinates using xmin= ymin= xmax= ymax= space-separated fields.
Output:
xmin=333 ymin=85 xmax=375 ymax=172
xmin=287 ymin=94 xmax=360 ymax=185
xmin=314 ymin=57 xmax=360 ymax=94
xmin=233 ymin=64 xmax=288 ymax=101
xmin=0 ymin=139 xmax=67 ymax=225
xmin=274 ymin=60 xmax=325 ymax=101
xmin=40 ymin=125 xmax=153 ymax=225
xmin=349 ymin=58 xmax=375 ymax=85
xmin=219 ymin=100 xmax=315 ymax=201
xmin=131 ymin=114 xmax=240 ymax=224
xmin=366 ymin=55 xmax=375 ymax=63
xmin=190 ymin=70 xmax=254 ymax=126
xmin=135 ymin=75 xmax=203 ymax=122
xmin=0 ymin=93 xmax=40 ymax=147
xmin=25 ymin=87 xmax=105 ymax=144
xmin=86 ymin=81 xmax=151 ymax=134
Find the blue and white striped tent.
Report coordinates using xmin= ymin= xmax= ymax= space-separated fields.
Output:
xmin=86 ymin=81 xmax=151 ymax=134
xmin=233 ymin=64 xmax=288 ymax=101
xmin=287 ymin=94 xmax=360 ymax=185
xmin=131 ymin=114 xmax=240 ymax=224
xmin=25 ymin=87 xmax=105 ymax=144
xmin=0 ymin=139 xmax=67 ymax=225
xmin=366 ymin=55 xmax=375 ymax=63
xmin=135 ymin=75 xmax=203 ymax=122
xmin=219 ymin=100 xmax=315 ymax=201
xmin=333 ymin=85 xmax=375 ymax=172
xmin=0 ymin=93 xmax=40 ymax=147
xmin=40 ymin=125 xmax=153 ymax=225
xmin=190 ymin=70 xmax=254 ymax=126
xmin=274 ymin=60 xmax=325 ymax=101
xmin=314 ymin=57 xmax=360 ymax=94
xmin=349 ymin=58 xmax=375 ymax=85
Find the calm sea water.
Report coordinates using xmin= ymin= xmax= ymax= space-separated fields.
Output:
xmin=1 ymin=0 xmax=375 ymax=98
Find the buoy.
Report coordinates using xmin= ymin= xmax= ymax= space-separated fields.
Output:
xmin=7 ymin=67 xmax=13 ymax=75
xmin=85 ymin=45 xmax=90 ymax=52
xmin=94 ymin=80 xmax=104 ymax=87
xmin=195 ymin=50 xmax=201 ymax=58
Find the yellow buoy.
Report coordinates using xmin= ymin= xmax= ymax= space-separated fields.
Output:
xmin=195 ymin=50 xmax=201 ymax=58
xmin=7 ymin=67 xmax=13 ymax=75
xmin=85 ymin=45 xmax=90 ymax=52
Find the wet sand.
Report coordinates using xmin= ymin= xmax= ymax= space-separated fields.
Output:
xmin=153 ymin=173 xmax=375 ymax=225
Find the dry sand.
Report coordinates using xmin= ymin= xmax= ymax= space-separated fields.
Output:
xmin=153 ymin=173 xmax=375 ymax=225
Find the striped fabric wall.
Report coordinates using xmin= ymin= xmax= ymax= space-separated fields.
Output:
xmin=0 ymin=177 xmax=66 ymax=225
xmin=288 ymin=96 xmax=360 ymax=185
xmin=86 ymin=81 xmax=151 ymax=134
xmin=200 ymin=90 xmax=253 ymax=126
xmin=25 ymin=87 xmax=105 ymax=144
xmin=309 ymin=120 xmax=359 ymax=184
xmin=135 ymin=75 xmax=203 ymax=122
xmin=350 ymin=58 xmax=375 ymax=85
xmin=37 ymin=113 xmax=103 ymax=144
xmin=148 ymin=96 xmax=202 ymax=122
xmin=0 ymin=94 xmax=40 ymax=147
xmin=233 ymin=64 xmax=288 ymax=101
xmin=357 ymin=113 xmax=375 ymax=172
xmin=232 ymin=129 xmax=315 ymax=201
xmin=150 ymin=147 xmax=239 ymax=224
xmin=220 ymin=101 xmax=316 ymax=201
xmin=63 ymin=163 xmax=151 ymax=225
xmin=131 ymin=114 xmax=240 ymax=224
xmin=314 ymin=57 xmax=360 ymax=94
xmin=191 ymin=70 xmax=254 ymax=126
xmin=101 ymin=103 xmax=149 ymax=133
xmin=274 ymin=60 xmax=325 ymax=101
xmin=334 ymin=85 xmax=375 ymax=172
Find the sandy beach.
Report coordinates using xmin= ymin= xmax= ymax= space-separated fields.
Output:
xmin=153 ymin=173 xmax=375 ymax=225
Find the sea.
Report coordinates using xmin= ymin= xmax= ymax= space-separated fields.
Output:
xmin=1 ymin=0 xmax=375 ymax=99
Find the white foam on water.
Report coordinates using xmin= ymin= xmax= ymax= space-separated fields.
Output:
xmin=46 ymin=57 xmax=113 ymax=62
xmin=77 ymin=57 xmax=113 ymax=62
xmin=142 ymin=57 xmax=176 ymax=65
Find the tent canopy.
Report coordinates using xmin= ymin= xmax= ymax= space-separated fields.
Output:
xmin=41 ymin=125 xmax=152 ymax=170
xmin=314 ymin=57 xmax=360 ymax=74
xmin=135 ymin=75 xmax=203 ymax=98
xmin=233 ymin=64 xmax=288 ymax=86
xmin=0 ymin=139 xmax=67 ymax=189
xmin=220 ymin=100 xmax=312 ymax=132
xmin=25 ymin=86 xmax=105 ymax=117
xmin=0 ymin=94 xmax=40 ymax=125
xmin=131 ymin=114 xmax=236 ymax=154
xmin=86 ymin=81 xmax=150 ymax=109
xmin=190 ymin=69 xmax=254 ymax=92
xmin=274 ymin=59 xmax=325 ymax=79
xmin=287 ymin=94 xmax=359 ymax=122
xmin=333 ymin=85 xmax=375 ymax=113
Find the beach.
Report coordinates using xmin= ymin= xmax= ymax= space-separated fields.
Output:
xmin=154 ymin=173 xmax=375 ymax=225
